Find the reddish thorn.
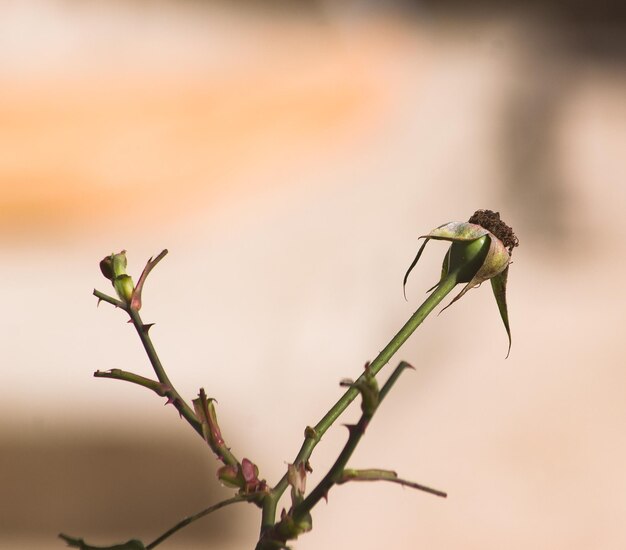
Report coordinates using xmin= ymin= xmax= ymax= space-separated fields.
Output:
xmin=241 ymin=458 xmax=257 ymax=483
xmin=343 ymin=424 xmax=359 ymax=436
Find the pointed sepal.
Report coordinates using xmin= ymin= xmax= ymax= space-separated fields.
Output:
xmin=491 ymin=265 xmax=512 ymax=357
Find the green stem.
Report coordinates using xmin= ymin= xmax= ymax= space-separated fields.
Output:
xmin=94 ymin=369 xmax=167 ymax=395
xmin=95 ymin=286 xmax=241 ymax=465
xmin=93 ymin=289 xmax=126 ymax=309
xmin=94 ymin=287 xmax=204 ymax=439
xmin=125 ymin=307 xmax=203 ymax=438
xmin=291 ymin=360 xmax=411 ymax=524
xmin=260 ymin=273 xmax=458 ymax=531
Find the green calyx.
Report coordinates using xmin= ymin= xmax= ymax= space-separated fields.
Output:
xmin=446 ymin=235 xmax=490 ymax=283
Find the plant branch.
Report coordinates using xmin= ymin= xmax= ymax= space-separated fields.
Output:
xmin=146 ymin=495 xmax=254 ymax=549
xmin=338 ymin=469 xmax=447 ymax=498
xmin=124 ymin=307 xmax=203 ymax=438
xmin=289 ymin=360 xmax=412 ymax=525
xmin=93 ymin=289 xmax=126 ymax=310
xmin=94 ymin=369 xmax=167 ymax=395
xmin=94 ymin=261 xmax=203 ymax=439
xmin=193 ymin=389 xmax=239 ymax=467
xmin=261 ymin=272 xmax=459 ymax=530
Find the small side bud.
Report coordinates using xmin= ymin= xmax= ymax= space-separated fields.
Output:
xmin=340 ymin=364 xmax=379 ymax=416
xmin=99 ymin=251 xmax=135 ymax=304
xmin=217 ymin=465 xmax=241 ymax=488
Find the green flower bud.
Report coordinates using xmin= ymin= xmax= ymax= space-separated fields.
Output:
xmin=100 ymin=251 xmax=135 ymax=304
xmin=99 ymin=251 xmax=128 ymax=281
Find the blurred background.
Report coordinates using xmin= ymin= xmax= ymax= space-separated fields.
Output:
xmin=1 ymin=1 xmax=625 ymax=549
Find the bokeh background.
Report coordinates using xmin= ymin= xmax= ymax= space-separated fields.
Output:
xmin=1 ymin=1 xmax=625 ymax=549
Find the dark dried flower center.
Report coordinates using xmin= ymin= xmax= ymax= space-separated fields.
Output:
xmin=469 ymin=209 xmax=519 ymax=252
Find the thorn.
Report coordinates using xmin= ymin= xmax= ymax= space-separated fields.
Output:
xmin=343 ymin=423 xmax=360 ymax=436
xmin=143 ymin=323 xmax=155 ymax=332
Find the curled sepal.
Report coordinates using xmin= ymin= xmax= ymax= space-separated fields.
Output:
xmin=403 ymin=222 xmax=491 ymax=298
xmin=427 ymin=221 xmax=490 ymax=242
xmin=403 ymin=238 xmax=430 ymax=299
xmin=491 ymin=265 xmax=512 ymax=357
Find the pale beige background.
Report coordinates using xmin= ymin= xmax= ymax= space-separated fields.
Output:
xmin=1 ymin=2 xmax=625 ymax=549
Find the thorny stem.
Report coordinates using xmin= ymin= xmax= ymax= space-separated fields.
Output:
xmin=290 ymin=361 xmax=412 ymax=524
xmin=127 ymin=307 xmax=203 ymax=438
xmin=93 ymin=289 xmax=203 ymax=438
xmin=259 ymin=272 xmax=460 ymax=535
xmin=94 ymin=369 xmax=168 ymax=395
xmin=93 ymin=289 xmax=125 ymax=309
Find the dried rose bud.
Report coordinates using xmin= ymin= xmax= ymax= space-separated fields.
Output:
xmin=404 ymin=210 xmax=518 ymax=355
